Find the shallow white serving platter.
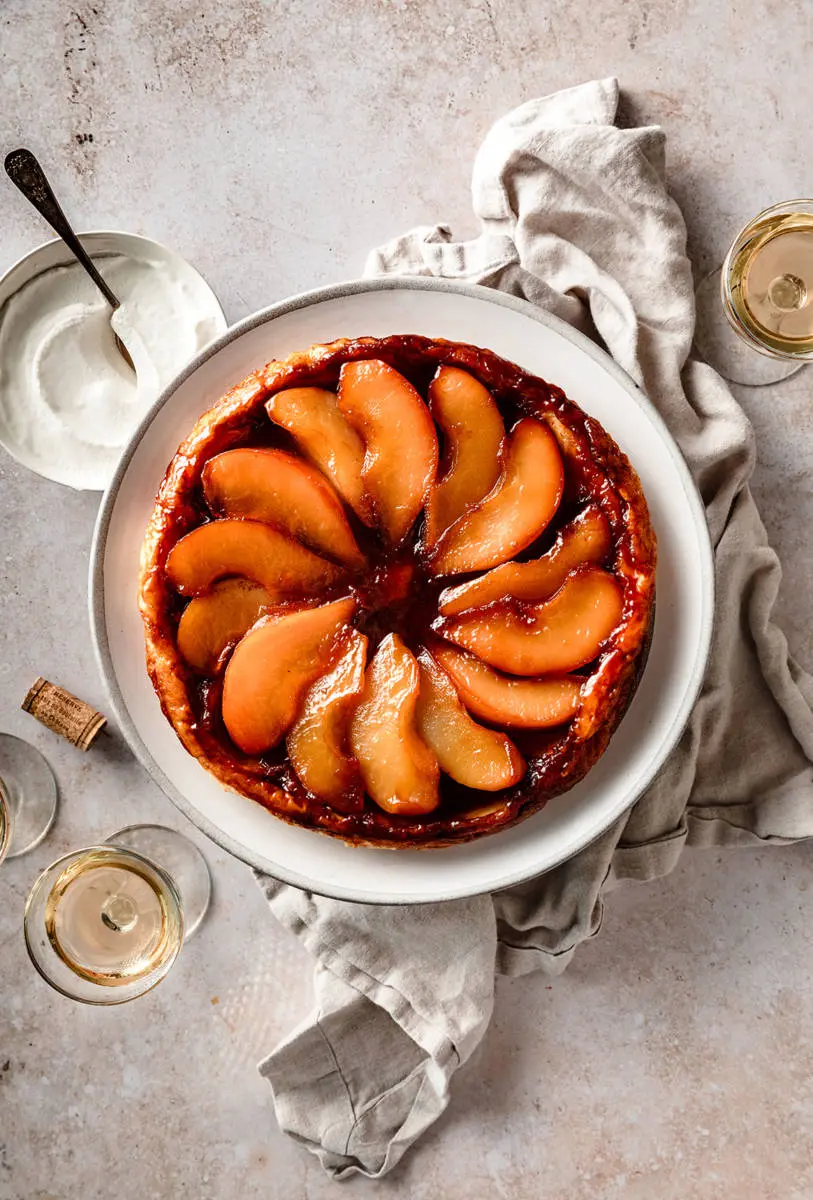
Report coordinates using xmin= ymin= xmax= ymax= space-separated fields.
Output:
xmin=90 ymin=278 xmax=713 ymax=905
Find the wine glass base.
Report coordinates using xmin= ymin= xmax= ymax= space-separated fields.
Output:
xmin=0 ymin=733 xmax=58 ymax=858
xmin=694 ymin=269 xmax=806 ymax=387
xmin=106 ymin=825 xmax=211 ymax=937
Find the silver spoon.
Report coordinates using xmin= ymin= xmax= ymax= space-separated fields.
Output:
xmin=4 ymin=148 xmax=135 ymax=372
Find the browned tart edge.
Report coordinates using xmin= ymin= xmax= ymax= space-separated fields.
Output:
xmin=138 ymin=335 xmax=657 ymax=848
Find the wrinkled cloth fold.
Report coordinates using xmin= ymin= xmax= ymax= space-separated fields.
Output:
xmin=257 ymin=78 xmax=813 ymax=1178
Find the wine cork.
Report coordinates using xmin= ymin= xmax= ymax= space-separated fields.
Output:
xmin=21 ymin=678 xmax=107 ymax=751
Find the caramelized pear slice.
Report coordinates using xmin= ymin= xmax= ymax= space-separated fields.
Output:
xmin=165 ymin=519 xmax=343 ymax=597
xmin=202 ymin=448 xmax=365 ymax=568
xmin=287 ymin=629 xmax=368 ymax=812
xmin=177 ymin=580 xmax=271 ymax=673
xmin=429 ymin=418 xmax=564 ymax=575
xmin=432 ymin=645 xmax=582 ymax=728
xmin=438 ymin=506 xmax=612 ymax=616
xmin=222 ymin=598 xmax=356 ymax=755
xmin=338 ymin=360 xmax=439 ymax=546
xmin=423 ymin=367 xmax=504 ymax=548
xmin=265 ymin=386 xmax=372 ymax=523
xmin=349 ymin=633 xmax=440 ymax=815
xmin=416 ymin=651 xmax=525 ymax=791
xmin=433 ymin=566 xmax=624 ymax=675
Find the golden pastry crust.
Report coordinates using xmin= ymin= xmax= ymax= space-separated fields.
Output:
xmin=139 ymin=335 xmax=656 ymax=847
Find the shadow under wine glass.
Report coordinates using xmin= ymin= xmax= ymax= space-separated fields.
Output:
xmin=0 ymin=732 xmax=58 ymax=864
xmin=24 ymin=824 xmax=211 ymax=1004
xmin=694 ymin=200 xmax=813 ymax=387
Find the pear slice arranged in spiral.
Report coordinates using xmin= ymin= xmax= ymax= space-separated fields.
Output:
xmin=438 ymin=505 xmax=612 ymax=616
xmin=431 ymin=644 xmax=582 ymax=728
xmin=222 ymin=597 xmax=356 ymax=755
xmin=177 ymin=580 xmax=272 ymax=674
xmin=265 ymin=386 xmax=372 ymax=524
xmin=202 ymin=448 xmax=365 ymax=568
xmin=416 ymin=650 xmax=525 ymax=790
xmin=423 ymin=366 xmax=504 ymax=549
xmin=433 ymin=566 xmax=624 ymax=676
xmin=349 ymin=633 xmax=440 ymax=815
xmin=165 ymin=519 xmax=344 ymax=597
xmin=428 ymin=417 xmax=564 ymax=576
xmin=287 ymin=629 xmax=368 ymax=813
xmin=338 ymin=360 xmax=439 ymax=547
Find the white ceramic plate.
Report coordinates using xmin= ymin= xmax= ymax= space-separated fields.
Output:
xmin=90 ymin=279 xmax=713 ymax=904
xmin=0 ymin=231 xmax=226 ymax=489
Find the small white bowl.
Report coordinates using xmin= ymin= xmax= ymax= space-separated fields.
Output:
xmin=0 ymin=230 xmax=227 ymax=489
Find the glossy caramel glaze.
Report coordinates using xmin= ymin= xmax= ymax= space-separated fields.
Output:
xmin=139 ymin=335 xmax=656 ymax=847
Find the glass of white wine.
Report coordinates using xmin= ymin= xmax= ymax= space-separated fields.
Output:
xmin=0 ymin=732 xmax=58 ymax=863
xmin=24 ymin=824 xmax=210 ymax=1004
xmin=695 ymin=200 xmax=813 ymax=386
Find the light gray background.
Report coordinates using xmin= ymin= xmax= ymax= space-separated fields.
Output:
xmin=2 ymin=3 xmax=812 ymax=1198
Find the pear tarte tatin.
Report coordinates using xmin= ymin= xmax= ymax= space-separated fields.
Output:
xmin=139 ymin=335 xmax=656 ymax=847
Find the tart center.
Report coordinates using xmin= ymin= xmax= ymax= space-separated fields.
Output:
xmin=351 ymin=559 xmax=443 ymax=652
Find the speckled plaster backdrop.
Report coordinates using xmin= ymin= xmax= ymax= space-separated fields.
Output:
xmin=1 ymin=3 xmax=812 ymax=1198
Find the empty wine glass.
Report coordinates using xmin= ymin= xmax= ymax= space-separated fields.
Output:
xmin=694 ymin=200 xmax=813 ymax=386
xmin=24 ymin=824 xmax=210 ymax=1004
xmin=0 ymin=733 xmax=58 ymax=863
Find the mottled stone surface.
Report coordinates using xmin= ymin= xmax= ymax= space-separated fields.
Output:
xmin=1 ymin=2 xmax=813 ymax=1197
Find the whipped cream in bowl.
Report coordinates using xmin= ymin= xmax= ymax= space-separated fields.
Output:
xmin=0 ymin=232 xmax=227 ymax=490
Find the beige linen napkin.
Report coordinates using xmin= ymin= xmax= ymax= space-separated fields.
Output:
xmin=257 ymin=77 xmax=813 ymax=1178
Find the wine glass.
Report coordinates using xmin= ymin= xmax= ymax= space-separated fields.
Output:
xmin=0 ymin=732 xmax=58 ymax=863
xmin=694 ymin=200 xmax=813 ymax=386
xmin=0 ymin=780 xmax=11 ymax=863
xmin=24 ymin=824 xmax=210 ymax=1004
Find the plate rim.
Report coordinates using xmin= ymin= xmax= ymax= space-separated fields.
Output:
xmin=89 ymin=276 xmax=714 ymax=903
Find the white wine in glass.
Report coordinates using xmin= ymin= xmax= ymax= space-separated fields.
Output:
xmin=724 ymin=204 xmax=813 ymax=357
xmin=24 ymin=825 xmax=210 ymax=1004
xmin=0 ymin=733 xmax=57 ymax=861
xmin=695 ymin=200 xmax=813 ymax=386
